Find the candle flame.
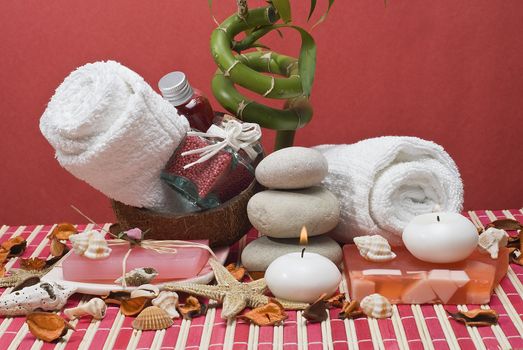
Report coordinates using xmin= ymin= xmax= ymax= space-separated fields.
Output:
xmin=433 ymin=204 xmax=441 ymax=212
xmin=300 ymin=226 xmax=308 ymax=245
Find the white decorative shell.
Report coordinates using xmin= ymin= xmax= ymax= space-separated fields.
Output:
xmin=353 ymin=235 xmax=396 ymax=262
xmin=0 ymin=281 xmax=76 ymax=316
xmin=114 ymin=268 xmax=158 ymax=287
xmin=69 ymin=230 xmax=112 ymax=259
xmin=64 ymin=297 xmax=107 ymax=320
xmin=130 ymin=284 xmax=160 ymax=299
xmin=152 ymin=291 xmax=180 ymax=319
xmin=478 ymin=227 xmax=509 ymax=259
xmin=360 ymin=293 xmax=393 ymax=319
xmin=132 ymin=306 xmax=174 ymax=330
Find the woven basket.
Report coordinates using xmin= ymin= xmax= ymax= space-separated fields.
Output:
xmin=111 ymin=181 xmax=261 ymax=247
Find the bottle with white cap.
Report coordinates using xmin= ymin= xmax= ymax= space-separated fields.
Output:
xmin=158 ymin=71 xmax=215 ymax=131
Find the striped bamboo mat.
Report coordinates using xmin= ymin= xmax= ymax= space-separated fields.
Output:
xmin=0 ymin=209 xmax=522 ymax=350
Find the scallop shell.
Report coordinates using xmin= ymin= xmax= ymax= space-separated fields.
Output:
xmin=130 ymin=284 xmax=160 ymax=299
xmin=64 ymin=297 xmax=107 ymax=320
xmin=152 ymin=291 xmax=180 ymax=319
xmin=69 ymin=230 xmax=112 ymax=259
xmin=114 ymin=268 xmax=158 ymax=287
xmin=132 ymin=306 xmax=174 ymax=330
xmin=360 ymin=293 xmax=393 ymax=319
xmin=353 ymin=235 xmax=396 ymax=262
xmin=478 ymin=227 xmax=509 ymax=259
xmin=0 ymin=281 xmax=76 ymax=316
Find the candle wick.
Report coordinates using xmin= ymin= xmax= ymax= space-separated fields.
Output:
xmin=301 ymin=248 xmax=305 ymax=258
xmin=437 ymin=215 xmax=440 ymax=222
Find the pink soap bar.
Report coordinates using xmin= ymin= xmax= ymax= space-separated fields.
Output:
xmin=62 ymin=240 xmax=210 ymax=283
xmin=343 ymin=245 xmax=509 ymax=304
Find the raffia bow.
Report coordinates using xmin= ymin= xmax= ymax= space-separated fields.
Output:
xmin=108 ymin=239 xmax=217 ymax=289
xmin=181 ymin=120 xmax=261 ymax=169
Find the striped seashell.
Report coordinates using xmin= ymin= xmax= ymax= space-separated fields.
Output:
xmin=132 ymin=306 xmax=174 ymax=330
xmin=69 ymin=230 xmax=112 ymax=260
xmin=152 ymin=291 xmax=180 ymax=319
xmin=478 ymin=227 xmax=509 ymax=259
xmin=115 ymin=267 xmax=158 ymax=287
xmin=353 ymin=235 xmax=396 ymax=262
xmin=360 ymin=293 xmax=393 ymax=319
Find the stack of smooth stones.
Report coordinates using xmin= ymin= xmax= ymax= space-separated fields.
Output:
xmin=241 ymin=147 xmax=343 ymax=274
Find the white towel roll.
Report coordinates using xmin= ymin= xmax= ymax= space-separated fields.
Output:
xmin=40 ymin=60 xmax=190 ymax=212
xmin=315 ymin=136 xmax=464 ymax=246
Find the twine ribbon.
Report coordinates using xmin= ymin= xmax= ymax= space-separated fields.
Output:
xmin=108 ymin=239 xmax=217 ymax=289
xmin=181 ymin=119 xmax=261 ymax=169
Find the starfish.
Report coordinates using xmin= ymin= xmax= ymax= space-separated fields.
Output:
xmin=162 ymin=258 xmax=308 ymax=319
xmin=0 ymin=267 xmax=54 ymax=288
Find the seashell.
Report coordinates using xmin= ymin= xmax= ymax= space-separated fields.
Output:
xmin=26 ymin=312 xmax=74 ymax=342
xmin=360 ymin=293 xmax=393 ymax=319
xmin=0 ymin=281 xmax=76 ymax=316
xmin=353 ymin=235 xmax=396 ymax=262
xmin=64 ymin=297 xmax=107 ymax=320
xmin=115 ymin=267 xmax=158 ymax=287
xmin=478 ymin=227 xmax=509 ymax=259
xmin=152 ymin=291 xmax=180 ymax=319
xmin=102 ymin=290 xmax=131 ymax=305
xmin=69 ymin=230 xmax=112 ymax=260
xmin=132 ymin=306 xmax=174 ymax=330
xmin=130 ymin=284 xmax=160 ymax=299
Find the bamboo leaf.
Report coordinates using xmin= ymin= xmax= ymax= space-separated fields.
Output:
xmin=313 ymin=0 xmax=335 ymax=28
xmin=207 ymin=0 xmax=220 ymax=26
xmin=272 ymin=0 xmax=292 ymax=23
xmin=308 ymin=0 xmax=317 ymax=21
xmin=274 ymin=25 xmax=316 ymax=96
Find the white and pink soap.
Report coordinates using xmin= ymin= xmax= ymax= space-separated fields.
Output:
xmin=62 ymin=240 xmax=210 ymax=283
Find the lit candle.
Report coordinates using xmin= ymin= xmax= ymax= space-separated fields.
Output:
xmin=265 ymin=227 xmax=342 ymax=303
xmin=402 ymin=212 xmax=478 ymax=263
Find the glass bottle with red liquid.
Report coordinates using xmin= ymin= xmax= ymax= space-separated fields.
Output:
xmin=158 ymin=71 xmax=214 ymax=131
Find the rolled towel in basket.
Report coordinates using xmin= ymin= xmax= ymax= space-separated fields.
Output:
xmin=40 ymin=60 xmax=190 ymax=212
xmin=315 ymin=136 xmax=464 ymax=246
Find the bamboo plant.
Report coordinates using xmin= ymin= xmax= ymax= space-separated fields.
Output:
xmin=209 ymin=0 xmax=334 ymax=149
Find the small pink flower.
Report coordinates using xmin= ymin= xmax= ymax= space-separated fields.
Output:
xmin=125 ymin=228 xmax=142 ymax=240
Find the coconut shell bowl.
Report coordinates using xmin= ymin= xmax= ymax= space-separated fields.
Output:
xmin=111 ymin=181 xmax=260 ymax=247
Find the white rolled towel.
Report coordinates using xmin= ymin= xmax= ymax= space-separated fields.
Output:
xmin=315 ymin=136 xmax=464 ymax=246
xmin=40 ymin=60 xmax=190 ymax=212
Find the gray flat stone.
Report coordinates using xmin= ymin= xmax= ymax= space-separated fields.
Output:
xmin=247 ymin=186 xmax=340 ymax=238
xmin=255 ymin=147 xmax=328 ymax=189
xmin=241 ymin=235 xmax=343 ymax=271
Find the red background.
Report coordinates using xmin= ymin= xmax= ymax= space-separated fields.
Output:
xmin=1 ymin=1 xmax=522 ymax=225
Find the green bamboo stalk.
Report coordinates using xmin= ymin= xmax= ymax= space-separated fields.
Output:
xmin=274 ymin=130 xmax=296 ymax=150
xmin=210 ymin=7 xmax=303 ymax=99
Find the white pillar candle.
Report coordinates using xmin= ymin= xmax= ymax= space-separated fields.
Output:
xmin=265 ymin=251 xmax=341 ymax=303
xmin=402 ymin=212 xmax=478 ymax=263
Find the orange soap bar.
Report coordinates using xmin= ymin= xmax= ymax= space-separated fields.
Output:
xmin=343 ymin=245 xmax=509 ymax=304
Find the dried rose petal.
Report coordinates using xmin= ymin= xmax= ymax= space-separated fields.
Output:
xmin=48 ymin=223 xmax=77 ymax=241
xmin=339 ymin=300 xmax=365 ymax=320
xmin=446 ymin=308 xmax=498 ymax=327
xmin=486 ymin=219 xmax=523 ymax=231
xmin=20 ymin=257 xmax=47 ymax=271
xmin=0 ymin=249 xmax=9 ymax=264
xmin=0 ymin=264 xmax=5 ymax=278
xmin=102 ymin=291 xmax=131 ymax=305
xmin=238 ymin=299 xmax=288 ymax=326
xmin=1 ymin=236 xmax=27 ymax=257
xmin=178 ymin=296 xmax=207 ymax=320
xmin=302 ymin=294 xmax=329 ymax=323
xmin=120 ymin=297 xmax=151 ymax=316
xmin=26 ymin=312 xmax=74 ymax=342
xmin=326 ymin=294 xmax=346 ymax=309
xmin=50 ymin=238 xmax=68 ymax=257
xmin=226 ymin=263 xmax=246 ymax=281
